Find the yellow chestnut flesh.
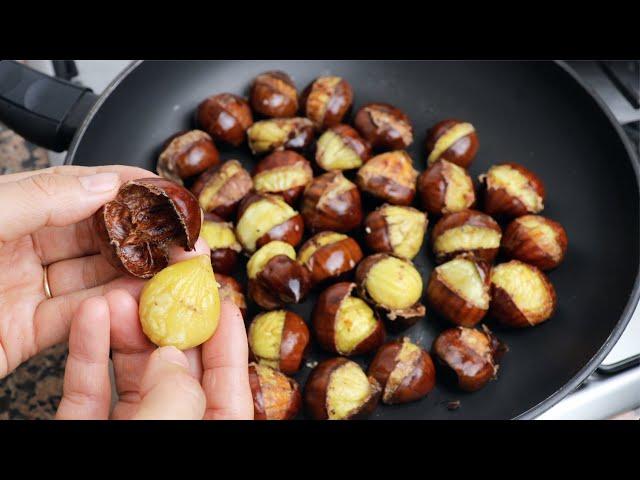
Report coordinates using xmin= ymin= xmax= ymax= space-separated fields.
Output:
xmin=383 ymin=206 xmax=427 ymax=260
xmin=443 ymin=161 xmax=475 ymax=212
xmin=247 ymin=240 xmax=296 ymax=279
xmin=297 ymin=232 xmax=348 ymax=265
xmin=434 ymin=225 xmax=501 ymax=256
xmin=236 ymin=196 xmax=297 ymax=253
xmin=327 ymin=361 xmax=372 ymax=420
xmin=486 ymin=164 xmax=544 ymax=213
xmin=335 ymin=296 xmax=378 ymax=355
xmin=384 ymin=340 xmax=423 ymax=402
xmin=428 ymin=123 xmax=475 ymax=165
xmin=516 ymin=216 xmax=562 ymax=260
xmin=253 ymin=163 xmax=312 ymax=194
xmin=197 ymin=160 xmax=243 ymax=212
xmin=436 ymin=257 xmax=489 ymax=308
xmin=248 ymin=310 xmax=286 ymax=369
xmin=316 ymin=129 xmax=362 ymax=170
xmin=491 ymin=261 xmax=553 ymax=318
xmin=366 ymin=256 xmax=423 ymax=310
xmin=200 ymin=220 xmax=240 ymax=251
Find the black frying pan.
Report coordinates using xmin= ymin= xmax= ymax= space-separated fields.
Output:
xmin=1 ymin=60 xmax=638 ymax=419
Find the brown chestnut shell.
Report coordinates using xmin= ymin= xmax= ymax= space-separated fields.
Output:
xmin=480 ymin=163 xmax=546 ymax=219
xmin=355 ymin=151 xmax=418 ymax=206
xmin=298 ymin=232 xmax=363 ymax=286
xmin=252 ymin=150 xmax=313 ymax=205
xmin=417 ymin=159 xmax=476 ymax=216
xmin=249 ymin=363 xmax=301 ymax=420
xmin=249 ymin=70 xmax=298 ymax=118
xmin=363 ymin=204 xmax=427 ymax=260
xmin=248 ymin=254 xmax=311 ymax=309
xmin=315 ymin=124 xmax=372 ymax=171
xmin=201 ymin=213 xmax=241 ymax=275
xmin=196 ymin=93 xmax=253 ymax=146
xmin=501 ymin=215 xmax=568 ymax=271
xmin=354 ymin=103 xmax=413 ymax=150
xmin=300 ymin=76 xmax=353 ymax=130
xmin=157 ymin=130 xmax=220 ymax=184
xmin=191 ymin=160 xmax=253 ymax=219
xmin=247 ymin=117 xmax=315 ymax=155
xmin=425 ymin=119 xmax=479 ymax=168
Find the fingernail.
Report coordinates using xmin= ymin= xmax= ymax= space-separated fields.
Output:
xmin=79 ymin=173 xmax=119 ymax=193
xmin=158 ymin=346 xmax=190 ymax=369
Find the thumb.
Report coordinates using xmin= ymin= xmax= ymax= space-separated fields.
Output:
xmin=132 ymin=347 xmax=206 ymax=420
xmin=0 ymin=171 xmax=120 ymax=243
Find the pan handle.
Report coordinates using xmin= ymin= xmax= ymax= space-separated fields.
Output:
xmin=0 ymin=60 xmax=98 ymax=152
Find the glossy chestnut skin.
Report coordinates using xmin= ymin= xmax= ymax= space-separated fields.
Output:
xmin=363 ymin=204 xmax=427 ymax=260
xmin=157 ymin=130 xmax=219 ymax=184
xmin=368 ymin=337 xmax=436 ymax=404
xmin=94 ymin=178 xmax=200 ymax=279
xmin=356 ymin=150 xmax=418 ymax=206
xmin=501 ymin=215 xmax=568 ymax=271
xmin=298 ymin=232 xmax=363 ymax=286
xmin=215 ymin=273 xmax=247 ymax=320
xmin=191 ymin=160 xmax=253 ymax=219
xmin=300 ymin=76 xmax=353 ymax=130
xmin=480 ymin=163 xmax=546 ymax=219
xmin=301 ymin=171 xmax=363 ymax=233
xmin=312 ymin=282 xmax=385 ymax=356
xmin=200 ymin=213 xmax=241 ymax=275
xmin=249 ymin=363 xmax=301 ymax=420
xmin=315 ymin=124 xmax=372 ymax=171
xmin=247 ymin=117 xmax=315 ymax=155
xmin=252 ymin=150 xmax=313 ymax=205
xmin=249 ymin=70 xmax=298 ymax=118
xmin=196 ymin=93 xmax=253 ymax=146
xmin=417 ymin=159 xmax=476 ymax=216
xmin=433 ymin=326 xmax=507 ymax=392
xmin=354 ymin=103 xmax=413 ymax=150
xmin=425 ymin=119 xmax=479 ymax=168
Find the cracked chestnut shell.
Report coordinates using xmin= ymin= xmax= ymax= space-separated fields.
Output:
xmin=300 ymin=76 xmax=353 ymax=130
xmin=191 ymin=160 xmax=253 ymax=219
xmin=364 ymin=204 xmax=427 ymax=260
xmin=433 ymin=326 xmax=506 ymax=392
xmin=94 ymin=178 xmax=201 ymax=279
xmin=298 ymin=231 xmax=362 ymax=286
xmin=480 ymin=163 xmax=545 ymax=219
xmin=249 ymin=70 xmax=298 ymax=118
xmin=196 ymin=93 xmax=253 ymax=146
xmin=215 ymin=273 xmax=247 ymax=320
xmin=247 ymin=117 xmax=315 ymax=155
xmin=315 ymin=124 xmax=372 ymax=171
xmin=156 ymin=130 xmax=220 ymax=185
xmin=425 ymin=119 xmax=479 ymax=168
xmin=249 ymin=363 xmax=301 ymax=420
xmin=356 ymin=150 xmax=418 ymax=206
xmin=417 ymin=159 xmax=476 ymax=216
xmin=312 ymin=282 xmax=385 ymax=356
xmin=354 ymin=103 xmax=413 ymax=150
xmin=200 ymin=213 xmax=241 ymax=275
xmin=301 ymin=171 xmax=363 ymax=233
xmin=252 ymin=150 xmax=313 ymax=205
xmin=304 ymin=357 xmax=381 ymax=420
xmin=368 ymin=337 xmax=436 ymax=404
xmin=501 ymin=215 xmax=568 ymax=271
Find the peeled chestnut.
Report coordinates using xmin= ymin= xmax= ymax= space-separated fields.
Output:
xmin=417 ymin=159 xmax=476 ymax=216
xmin=215 ymin=273 xmax=247 ymax=319
xmin=246 ymin=241 xmax=311 ymax=309
xmin=304 ymin=357 xmax=381 ymax=420
xmin=199 ymin=213 xmax=241 ymax=274
xmin=425 ymin=119 xmax=479 ymax=168
xmin=480 ymin=163 xmax=545 ymax=218
xmin=94 ymin=178 xmax=201 ymax=279
xmin=427 ymin=255 xmax=491 ymax=327
xmin=313 ymin=282 xmax=385 ymax=356
xmin=364 ymin=204 xmax=427 ymax=260
xmin=368 ymin=337 xmax=436 ymax=404
xmin=490 ymin=260 xmax=556 ymax=328
xmin=191 ymin=160 xmax=253 ymax=219
xmin=355 ymin=253 xmax=425 ymax=327
xmin=156 ymin=130 xmax=219 ymax=185
xmin=501 ymin=215 xmax=568 ymax=271
xmin=356 ymin=150 xmax=418 ymax=206
xmin=433 ymin=326 xmax=506 ymax=392
xmin=315 ymin=124 xmax=372 ymax=171
xmin=247 ymin=117 xmax=314 ymax=155
xmin=431 ymin=209 xmax=502 ymax=264
xmin=298 ymin=231 xmax=363 ymax=286
xmin=248 ymin=310 xmax=310 ymax=374
xmin=249 ymin=363 xmax=301 ymax=420
xmin=252 ymin=150 xmax=313 ymax=205
xmin=354 ymin=103 xmax=413 ymax=150
xmin=236 ymin=193 xmax=304 ymax=253
xmin=249 ymin=70 xmax=298 ymax=118
xmin=300 ymin=76 xmax=353 ymax=130
xmin=197 ymin=93 xmax=253 ymax=146
xmin=301 ymin=171 xmax=363 ymax=233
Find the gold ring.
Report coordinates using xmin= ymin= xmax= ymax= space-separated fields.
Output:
xmin=43 ymin=265 xmax=53 ymax=299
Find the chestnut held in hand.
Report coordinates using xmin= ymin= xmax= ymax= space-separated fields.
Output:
xmin=215 ymin=273 xmax=247 ymax=320
xmin=197 ymin=93 xmax=253 ymax=146
xmin=191 ymin=160 xmax=253 ymax=219
xmin=313 ymin=282 xmax=385 ymax=356
xmin=368 ymin=337 xmax=436 ymax=404
xmin=417 ymin=159 xmax=476 ymax=216
xmin=304 ymin=357 xmax=381 ymax=420
xmin=425 ymin=119 xmax=479 ymax=168
xmin=248 ymin=310 xmax=310 ymax=375
xmin=480 ymin=163 xmax=545 ymax=218
xmin=300 ymin=76 xmax=353 ymax=130
xmin=199 ymin=213 xmax=241 ymax=275
xmin=252 ymin=150 xmax=313 ymax=205
xmin=94 ymin=178 xmax=201 ymax=279
xmin=156 ymin=130 xmax=219 ymax=185
xmin=298 ymin=231 xmax=363 ymax=286
xmin=356 ymin=150 xmax=418 ymax=206
xmin=354 ymin=103 xmax=413 ymax=150
xmin=364 ymin=204 xmax=427 ymax=260
xmin=501 ymin=215 xmax=568 ymax=271
xmin=247 ymin=117 xmax=314 ymax=155
xmin=433 ymin=326 xmax=506 ymax=392
xmin=249 ymin=363 xmax=301 ymax=420
xmin=249 ymin=70 xmax=298 ymax=118
xmin=315 ymin=124 xmax=372 ymax=171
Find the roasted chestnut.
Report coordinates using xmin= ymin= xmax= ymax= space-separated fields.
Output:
xmin=247 ymin=117 xmax=314 ymax=155
xmin=304 ymin=357 xmax=381 ymax=420
xmin=94 ymin=178 xmax=200 ymax=279
xmin=235 ymin=193 xmax=304 ymax=253
xmin=355 ymin=253 xmax=425 ymax=327
xmin=298 ymin=231 xmax=363 ymax=286
xmin=425 ymin=119 xmax=479 ymax=168
xmin=196 ymin=93 xmax=253 ymax=146
xmin=249 ymin=363 xmax=301 ymax=420
xmin=199 ymin=213 xmax=241 ymax=274
xmin=246 ymin=241 xmax=311 ymax=309
xmin=313 ymin=282 xmax=385 ymax=356
xmin=426 ymin=255 xmax=491 ymax=327
xmin=417 ymin=159 xmax=476 ymax=216
xmin=248 ymin=310 xmax=310 ymax=374
xmin=252 ymin=150 xmax=313 ymax=205
xmin=490 ymin=260 xmax=556 ymax=328
xmin=249 ymin=70 xmax=298 ymax=118
xmin=156 ymin=130 xmax=219 ymax=185
xmin=480 ymin=163 xmax=545 ymax=218
xmin=364 ymin=204 xmax=427 ymax=260
xmin=501 ymin=215 xmax=568 ymax=271
xmin=300 ymin=76 xmax=353 ymax=130
xmin=301 ymin=171 xmax=363 ymax=233
xmin=431 ymin=209 xmax=502 ymax=264
xmin=215 ymin=273 xmax=247 ymax=320
xmin=191 ymin=160 xmax=253 ymax=219
xmin=315 ymin=124 xmax=372 ymax=171
xmin=354 ymin=103 xmax=413 ymax=150
xmin=432 ymin=326 xmax=506 ymax=392
xmin=356 ymin=150 xmax=418 ymax=206
xmin=368 ymin=337 xmax=436 ymax=404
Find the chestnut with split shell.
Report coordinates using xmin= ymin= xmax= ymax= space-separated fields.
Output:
xmin=354 ymin=103 xmax=413 ymax=150
xmin=215 ymin=273 xmax=247 ymax=320
xmin=315 ymin=124 xmax=372 ymax=171
xmin=156 ymin=130 xmax=219 ymax=184
xmin=252 ymin=150 xmax=313 ymax=205
xmin=356 ymin=150 xmax=418 ymax=206
xmin=425 ymin=119 xmax=479 ymax=168
xmin=249 ymin=70 xmax=298 ymax=118
xmin=199 ymin=213 xmax=241 ymax=275
xmin=298 ymin=231 xmax=363 ymax=286
xmin=191 ymin=159 xmax=253 ymax=219
xmin=249 ymin=363 xmax=301 ymax=420
xmin=417 ymin=159 xmax=476 ymax=216
xmin=247 ymin=117 xmax=314 ymax=155
xmin=300 ymin=76 xmax=353 ymax=130
xmin=364 ymin=204 xmax=427 ymax=260
xmin=480 ymin=163 xmax=545 ymax=218
xmin=501 ymin=215 xmax=568 ymax=271
xmin=196 ymin=93 xmax=253 ymax=146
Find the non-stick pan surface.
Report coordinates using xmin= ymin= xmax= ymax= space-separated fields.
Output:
xmin=67 ymin=61 xmax=640 ymax=419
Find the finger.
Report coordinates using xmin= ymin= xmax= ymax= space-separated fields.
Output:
xmin=0 ymin=165 xmax=155 ymax=185
xmin=201 ymin=300 xmax=253 ymax=420
xmin=31 ymin=218 xmax=101 ymax=266
xmin=55 ymin=296 xmax=111 ymax=420
xmin=132 ymin=347 xmax=206 ymax=420
xmin=167 ymin=236 xmax=211 ymax=263
xmin=46 ymin=253 xmax=121 ymax=297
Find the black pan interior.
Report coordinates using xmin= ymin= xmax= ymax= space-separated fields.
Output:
xmin=69 ymin=61 xmax=640 ymax=419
